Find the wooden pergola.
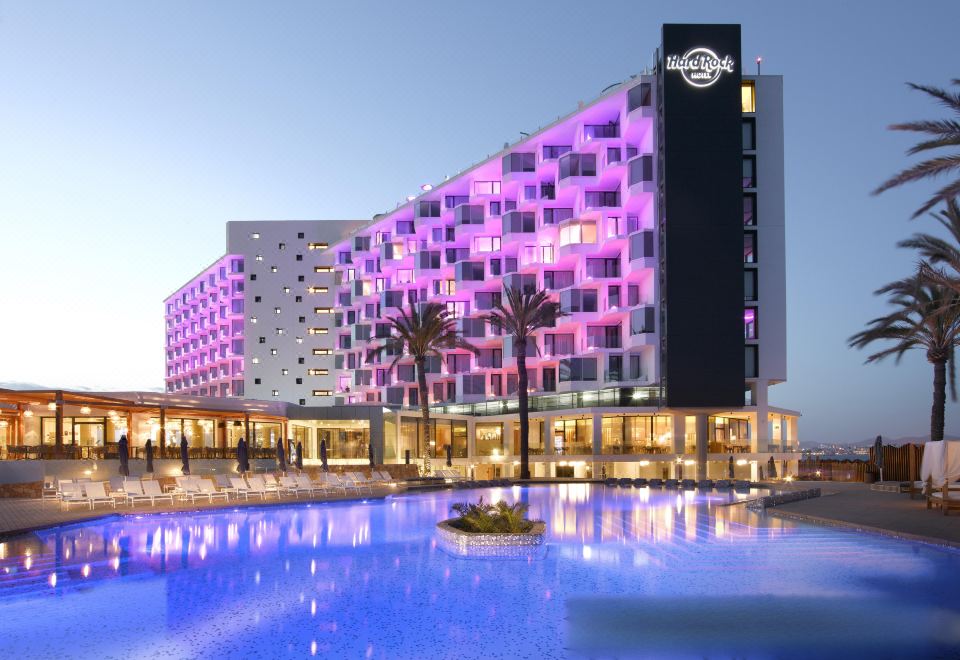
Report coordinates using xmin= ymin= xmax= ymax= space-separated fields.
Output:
xmin=0 ymin=388 xmax=289 ymax=459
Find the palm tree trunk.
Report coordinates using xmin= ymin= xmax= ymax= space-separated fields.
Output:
xmin=931 ymin=358 xmax=947 ymax=442
xmin=516 ymin=338 xmax=530 ymax=480
xmin=416 ymin=357 xmax=432 ymax=474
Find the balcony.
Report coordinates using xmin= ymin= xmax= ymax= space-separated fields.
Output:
xmin=629 ymin=230 xmax=655 ymax=262
xmin=628 ymin=155 xmax=654 ymax=191
xmin=455 ymin=204 xmax=485 ymax=226
xmin=502 ymin=211 xmax=536 ymax=236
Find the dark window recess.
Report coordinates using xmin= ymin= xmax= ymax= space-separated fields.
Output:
xmin=629 ymin=231 xmax=655 ymax=260
xmin=414 ymin=201 xmax=441 ymax=218
xmin=745 ymin=345 xmax=759 ymax=378
xmin=540 ymin=182 xmax=556 ymax=200
xmin=584 ymin=120 xmax=620 ymax=139
xmin=505 ymin=257 xmax=518 ymax=273
xmin=502 ymin=211 xmax=536 ymax=234
xmin=543 ymin=208 xmax=574 ymax=225
xmin=744 ymin=307 xmax=758 ymax=340
xmin=446 ymin=247 xmax=469 ymax=264
xmin=743 ymin=193 xmax=757 ymax=226
xmin=354 ymin=236 xmax=371 ymax=251
xmin=744 ymin=232 xmax=758 ymax=263
xmin=543 ymin=270 xmax=574 ymax=290
xmin=558 ymin=153 xmax=597 ymax=179
xmin=418 ymin=251 xmax=441 ymax=269
xmin=296 ymin=254 xmax=303 ymax=261
xmin=396 ymin=220 xmax=415 ymax=235
xmin=542 ymin=145 xmax=572 ymax=159
xmin=445 ymin=195 xmax=470 ymax=209
xmin=489 ymin=259 xmax=501 ymax=276
xmin=559 ymin=357 xmax=598 ymax=382
xmin=298 ymin=232 xmax=305 ymax=239
xmin=742 ymin=118 xmax=756 ymax=151
xmin=489 ymin=201 xmax=501 ymax=216
xmin=585 ymin=190 xmax=620 ymax=207
xmin=254 ymin=378 xmax=262 ymax=384
xmin=296 ymin=378 xmax=303 ymax=385
xmin=742 ymin=156 xmax=756 ymax=188
xmin=628 ymin=156 xmax=653 ymax=186
xmin=630 ymin=307 xmax=655 ymax=335
xmin=455 ymin=205 xmax=484 ymax=225
xmin=627 ymin=82 xmax=652 ymax=111
xmin=254 ymin=296 xmax=262 ymax=303
xmin=744 ymin=270 xmax=758 ymax=301
xmin=585 ymin=256 xmax=620 ymax=278
xmin=502 ymin=152 xmax=536 ymax=174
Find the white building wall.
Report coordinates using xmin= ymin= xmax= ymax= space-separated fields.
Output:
xmin=226 ymin=220 xmax=366 ymax=405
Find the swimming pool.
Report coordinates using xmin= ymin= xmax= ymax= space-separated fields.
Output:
xmin=0 ymin=484 xmax=958 ymax=658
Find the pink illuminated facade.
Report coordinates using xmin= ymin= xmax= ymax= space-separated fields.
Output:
xmin=164 ymin=255 xmax=248 ymax=398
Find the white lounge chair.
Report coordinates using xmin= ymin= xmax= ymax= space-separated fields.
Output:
xmin=320 ymin=473 xmax=349 ymax=494
xmin=295 ymin=474 xmax=328 ymax=496
xmin=197 ymin=478 xmax=229 ymax=502
xmin=230 ymin=477 xmax=258 ymax=500
xmin=141 ymin=480 xmax=175 ymax=506
xmin=83 ymin=482 xmax=117 ymax=510
xmin=247 ymin=475 xmax=280 ymax=499
xmin=59 ymin=482 xmax=88 ymax=510
xmin=278 ymin=475 xmax=308 ymax=497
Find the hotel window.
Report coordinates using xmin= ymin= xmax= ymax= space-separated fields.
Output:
xmin=446 ymin=301 xmax=467 ymax=318
xmin=296 ymin=254 xmax=303 ymax=261
xmin=298 ymin=316 xmax=305 ymax=323
xmin=281 ymin=368 xmax=289 ymax=375
xmin=258 ymin=337 xmax=266 ymax=344
xmin=255 ymin=378 xmax=262 ymax=385
xmin=559 ymin=357 xmax=598 ymax=382
xmin=314 ymin=266 xmax=333 ymax=273
xmin=309 ymin=286 xmax=329 ymax=293
xmin=278 ymin=242 xmax=286 ymax=250
xmin=274 ymin=307 xmax=281 ymax=314
xmin=270 ymin=266 xmax=278 ymax=273
xmin=741 ymin=81 xmax=756 ymax=113
xmin=742 ymin=118 xmax=756 ymax=151
xmin=250 ymin=316 xmax=258 ymax=323
xmin=559 ymin=153 xmax=597 ymax=179
xmin=742 ymin=156 xmax=756 ymax=188
xmin=744 ymin=232 xmax=757 ymax=263
xmin=396 ymin=220 xmax=415 ymax=235
xmin=315 ymin=307 xmax=333 ymax=314
xmin=308 ymin=368 xmax=329 ymax=376
xmin=559 ymin=220 xmax=597 ymax=246
xmin=250 ymin=232 xmax=260 ymax=239
xmin=474 ymin=236 xmax=501 ymax=253
xmin=474 ymin=180 xmax=501 ymax=196
xmin=298 ymin=232 xmax=305 ymax=239
xmin=745 ymin=345 xmax=759 ymax=378
xmin=308 ymin=242 xmax=328 ymax=250
xmin=298 ymin=357 xmax=305 ymax=364
xmin=744 ymin=193 xmax=757 ymax=226
xmin=313 ymin=390 xmax=332 ymax=397
xmin=313 ymin=348 xmax=332 ymax=356
xmin=502 ymin=152 xmax=536 ymax=174
xmin=542 ymin=145 xmax=572 ymax=160
xmin=296 ymin=336 xmax=303 ymax=344
xmin=489 ymin=259 xmax=501 ymax=276
xmin=540 ymin=244 xmax=555 ymax=264
xmin=298 ymin=276 xmax=305 ymax=282
xmin=744 ymin=269 xmax=758 ymax=301
xmin=744 ymin=307 xmax=758 ymax=340
xmin=254 ymin=295 xmax=262 ymax=303
xmin=270 ymin=349 xmax=277 ymax=355
xmin=489 ymin=201 xmax=501 ymax=216
xmin=255 ymin=254 xmax=263 ymax=261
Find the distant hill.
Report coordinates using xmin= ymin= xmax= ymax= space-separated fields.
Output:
xmin=846 ymin=435 xmax=960 ymax=447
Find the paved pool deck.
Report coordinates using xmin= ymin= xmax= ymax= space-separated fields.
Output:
xmin=767 ymin=480 xmax=960 ymax=548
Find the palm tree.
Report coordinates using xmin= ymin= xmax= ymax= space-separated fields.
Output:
xmin=848 ymin=271 xmax=960 ymax=442
xmin=899 ymin=198 xmax=960 ymax=295
xmin=483 ymin=287 xmax=565 ymax=480
xmin=367 ymin=302 xmax=476 ymax=473
xmin=873 ymin=80 xmax=960 ymax=218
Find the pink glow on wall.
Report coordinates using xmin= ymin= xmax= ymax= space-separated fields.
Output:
xmin=164 ymin=254 xmax=247 ymax=397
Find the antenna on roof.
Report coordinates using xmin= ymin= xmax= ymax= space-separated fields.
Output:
xmin=520 ymin=131 xmax=529 ymax=138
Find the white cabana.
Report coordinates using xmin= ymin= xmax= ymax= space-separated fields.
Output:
xmin=919 ymin=440 xmax=960 ymax=488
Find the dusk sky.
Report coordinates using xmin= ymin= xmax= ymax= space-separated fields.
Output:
xmin=1 ymin=1 xmax=958 ymax=444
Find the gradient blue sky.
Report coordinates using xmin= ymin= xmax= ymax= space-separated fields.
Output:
xmin=1 ymin=1 xmax=958 ymax=444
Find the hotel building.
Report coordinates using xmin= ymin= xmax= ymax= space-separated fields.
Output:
xmin=153 ymin=24 xmax=798 ymax=480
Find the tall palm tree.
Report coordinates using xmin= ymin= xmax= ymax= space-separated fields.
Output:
xmin=484 ymin=287 xmax=565 ymax=480
xmin=848 ymin=272 xmax=960 ymax=442
xmin=899 ymin=198 xmax=960 ymax=295
xmin=873 ymin=80 xmax=960 ymax=218
xmin=367 ymin=302 xmax=476 ymax=474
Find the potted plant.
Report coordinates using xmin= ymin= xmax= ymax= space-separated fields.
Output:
xmin=436 ymin=497 xmax=546 ymax=557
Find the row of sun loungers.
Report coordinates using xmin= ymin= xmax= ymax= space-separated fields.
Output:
xmin=604 ymin=477 xmax=752 ymax=490
xmin=53 ymin=471 xmax=403 ymax=510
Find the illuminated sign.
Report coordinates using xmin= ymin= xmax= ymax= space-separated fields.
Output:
xmin=665 ymin=47 xmax=735 ymax=88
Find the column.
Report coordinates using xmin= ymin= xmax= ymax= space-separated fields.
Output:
xmin=592 ymin=414 xmax=602 ymax=478
xmin=671 ymin=413 xmax=685 ymax=455
xmin=159 ymin=406 xmax=166 ymax=459
xmin=753 ymin=380 xmax=768 ymax=453
xmin=542 ymin=416 xmax=554 ymax=456
xmin=54 ymin=390 xmax=64 ymax=451
xmin=502 ymin=420 xmax=514 ymax=458
xmin=16 ymin=405 xmax=24 ymax=445
xmin=244 ymin=413 xmax=251 ymax=449
xmin=466 ymin=418 xmax=476 ymax=461
xmin=695 ymin=413 xmax=709 ymax=481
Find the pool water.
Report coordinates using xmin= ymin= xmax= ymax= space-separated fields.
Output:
xmin=0 ymin=484 xmax=958 ymax=658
